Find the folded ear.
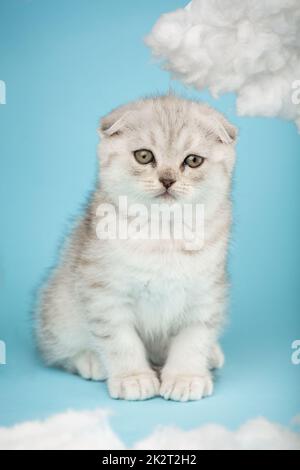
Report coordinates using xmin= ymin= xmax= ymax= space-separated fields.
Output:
xmin=98 ymin=104 xmax=136 ymax=138
xmin=208 ymin=116 xmax=238 ymax=163
xmin=98 ymin=110 xmax=127 ymax=137
xmin=214 ymin=116 xmax=238 ymax=145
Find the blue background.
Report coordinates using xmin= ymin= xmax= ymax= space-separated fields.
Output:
xmin=0 ymin=0 xmax=299 ymax=446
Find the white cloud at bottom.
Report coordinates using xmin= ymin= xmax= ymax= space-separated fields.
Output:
xmin=0 ymin=409 xmax=299 ymax=450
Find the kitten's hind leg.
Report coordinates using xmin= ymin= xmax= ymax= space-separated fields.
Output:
xmin=65 ymin=351 xmax=107 ymax=381
xmin=209 ymin=343 xmax=225 ymax=370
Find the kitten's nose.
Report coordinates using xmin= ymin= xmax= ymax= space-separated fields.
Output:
xmin=159 ymin=176 xmax=176 ymax=189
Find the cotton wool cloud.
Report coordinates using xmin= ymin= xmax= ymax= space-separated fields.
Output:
xmin=146 ymin=0 xmax=300 ymax=131
xmin=0 ymin=410 xmax=299 ymax=450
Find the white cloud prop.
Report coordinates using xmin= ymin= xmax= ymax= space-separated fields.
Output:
xmin=0 ymin=410 xmax=299 ymax=450
xmin=146 ymin=0 xmax=300 ymax=131
xmin=136 ymin=418 xmax=300 ymax=450
xmin=0 ymin=411 xmax=124 ymax=451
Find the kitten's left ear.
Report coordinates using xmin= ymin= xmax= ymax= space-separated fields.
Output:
xmin=215 ymin=117 xmax=238 ymax=145
xmin=209 ymin=117 xmax=238 ymax=163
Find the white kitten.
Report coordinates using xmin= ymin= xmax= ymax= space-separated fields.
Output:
xmin=36 ymin=95 xmax=237 ymax=401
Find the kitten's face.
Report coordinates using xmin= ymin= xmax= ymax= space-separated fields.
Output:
xmin=98 ymin=97 xmax=237 ymax=206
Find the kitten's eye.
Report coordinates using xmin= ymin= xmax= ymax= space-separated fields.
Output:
xmin=184 ymin=155 xmax=205 ymax=168
xmin=133 ymin=149 xmax=155 ymax=165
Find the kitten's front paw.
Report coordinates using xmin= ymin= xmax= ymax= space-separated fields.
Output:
xmin=160 ymin=373 xmax=213 ymax=402
xmin=108 ymin=372 xmax=160 ymax=401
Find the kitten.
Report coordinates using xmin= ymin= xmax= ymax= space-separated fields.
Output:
xmin=36 ymin=95 xmax=237 ymax=401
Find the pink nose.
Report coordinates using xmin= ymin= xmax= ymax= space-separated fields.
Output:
xmin=159 ymin=177 xmax=176 ymax=189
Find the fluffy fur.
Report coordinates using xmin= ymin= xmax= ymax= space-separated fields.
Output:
xmin=36 ymin=95 xmax=237 ymax=401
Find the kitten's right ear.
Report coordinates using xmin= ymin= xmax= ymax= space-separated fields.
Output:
xmin=98 ymin=109 xmax=131 ymax=138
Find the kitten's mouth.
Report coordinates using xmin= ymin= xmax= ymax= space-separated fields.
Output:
xmin=157 ymin=190 xmax=176 ymax=200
